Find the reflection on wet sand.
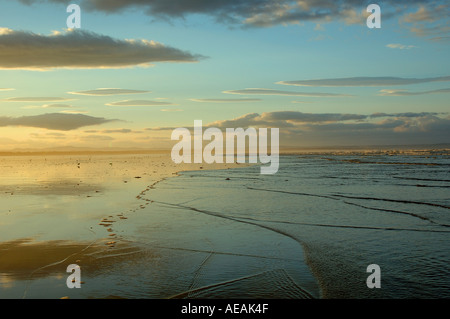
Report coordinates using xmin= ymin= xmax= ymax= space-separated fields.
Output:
xmin=0 ymin=180 xmax=103 ymax=196
xmin=1 ymin=238 xmax=104 ymax=279
xmin=2 ymin=152 xmax=277 ymax=299
xmin=0 ymin=237 xmax=154 ymax=299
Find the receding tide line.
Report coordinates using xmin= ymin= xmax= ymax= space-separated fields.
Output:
xmin=246 ymin=186 xmax=450 ymax=210
xmin=393 ymin=176 xmax=450 ymax=183
xmin=332 ymin=194 xmax=450 ymax=210
xmin=247 ymin=186 xmax=450 ymax=232
xmin=246 ymin=186 xmax=340 ymax=201
xmin=233 ymin=216 xmax=450 ymax=233
xmin=151 ymin=200 xmax=307 ymax=245
xmin=342 ymin=201 xmax=450 ymax=228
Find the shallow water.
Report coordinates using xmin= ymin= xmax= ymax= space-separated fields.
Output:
xmin=1 ymin=153 xmax=449 ymax=298
xmin=148 ymin=153 xmax=450 ymax=298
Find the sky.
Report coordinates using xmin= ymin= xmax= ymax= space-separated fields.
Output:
xmin=0 ymin=0 xmax=449 ymax=150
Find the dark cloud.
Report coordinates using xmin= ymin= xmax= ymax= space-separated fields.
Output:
xmin=206 ymin=111 xmax=367 ymax=129
xmin=0 ymin=29 xmax=203 ymax=70
xmin=277 ymin=76 xmax=450 ymax=87
xmin=0 ymin=113 xmax=118 ymax=130
xmin=203 ymin=111 xmax=450 ymax=146
xmin=146 ymin=110 xmax=450 ymax=146
xmin=16 ymin=0 xmax=443 ymax=30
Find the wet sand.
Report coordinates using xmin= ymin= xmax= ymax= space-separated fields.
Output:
xmin=0 ymin=152 xmax=318 ymax=299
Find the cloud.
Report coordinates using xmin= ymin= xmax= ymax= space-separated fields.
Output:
xmin=277 ymin=76 xmax=450 ymax=87
xmin=207 ymin=111 xmax=366 ymax=129
xmin=429 ymin=36 xmax=450 ymax=42
xmin=401 ymin=4 xmax=450 ymax=38
xmin=102 ymin=129 xmax=133 ymax=134
xmin=2 ymin=97 xmax=74 ymax=102
xmin=402 ymin=4 xmax=448 ymax=23
xmin=105 ymin=100 xmax=175 ymax=106
xmin=223 ymin=88 xmax=351 ymax=97
xmin=0 ymin=113 xmax=118 ymax=130
xmin=379 ymin=88 xmax=450 ymax=96
xmin=68 ymin=88 xmax=150 ymax=96
xmin=0 ymin=28 xmax=204 ymax=70
xmin=189 ymin=98 xmax=261 ymax=103
xmin=0 ymin=88 xmax=14 ymax=91
xmin=22 ymin=104 xmax=74 ymax=109
xmin=15 ymin=0 xmax=438 ymax=30
xmin=59 ymin=110 xmax=89 ymax=114
xmin=81 ymin=135 xmax=115 ymax=141
xmin=370 ymin=112 xmax=443 ymax=118
xmin=386 ymin=43 xmax=417 ymax=50
xmin=211 ymin=111 xmax=445 ymax=127
xmin=149 ymin=110 xmax=450 ymax=146
xmin=30 ymin=132 xmax=66 ymax=139
xmin=314 ymin=24 xmax=325 ymax=31
xmin=85 ymin=128 xmax=142 ymax=134
xmin=261 ymin=111 xmax=367 ymax=123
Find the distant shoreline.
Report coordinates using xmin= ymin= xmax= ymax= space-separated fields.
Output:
xmin=0 ymin=146 xmax=448 ymax=157
xmin=0 ymin=149 xmax=171 ymax=156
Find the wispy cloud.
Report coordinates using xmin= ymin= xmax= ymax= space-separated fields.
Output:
xmin=22 ymin=104 xmax=74 ymax=109
xmin=386 ymin=43 xmax=417 ymax=50
xmin=81 ymin=135 xmax=115 ymax=141
xmin=277 ymin=76 xmax=450 ymax=87
xmin=59 ymin=110 xmax=89 ymax=114
xmin=0 ymin=29 xmax=204 ymax=70
xmin=85 ymin=128 xmax=142 ymax=134
xmin=370 ymin=112 xmax=443 ymax=118
xmin=30 ymin=132 xmax=66 ymax=139
xmin=379 ymin=88 xmax=450 ymax=96
xmin=105 ymin=100 xmax=175 ymax=106
xmin=68 ymin=88 xmax=150 ymax=96
xmin=2 ymin=97 xmax=74 ymax=102
xmin=223 ymin=88 xmax=351 ymax=97
xmin=190 ymin=98 xmax=261 ymax=103
xmin=0 ymin=113 xmax=118 ymax=130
